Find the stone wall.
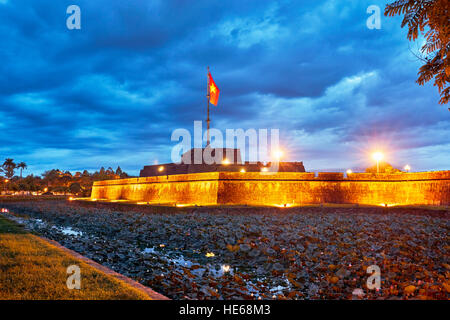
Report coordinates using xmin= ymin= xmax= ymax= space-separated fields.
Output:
xmin=91 ymin=171 xmax=450 ymax=206
xmin=91 ymin=173 xmax=220 ymax=205
xmin=139 ymin=161 xmax=305 ymax=177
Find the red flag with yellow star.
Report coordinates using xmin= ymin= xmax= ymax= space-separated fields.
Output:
xmin=208 ymin=72 xmax=220 ymax=106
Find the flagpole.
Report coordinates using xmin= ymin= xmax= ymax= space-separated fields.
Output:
xmin=206 ymin=66 xmax=210 ymax=147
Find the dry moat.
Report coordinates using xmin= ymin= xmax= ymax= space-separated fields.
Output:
xmin=1 ymin=200 xmax=449 ymax=300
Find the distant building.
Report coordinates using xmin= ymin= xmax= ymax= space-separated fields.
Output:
xmin=140 ymin=148 xmax=305 ymax=177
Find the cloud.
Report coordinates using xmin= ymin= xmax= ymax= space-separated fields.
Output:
xmin=0 ymin=0 xmax=448 ymax=175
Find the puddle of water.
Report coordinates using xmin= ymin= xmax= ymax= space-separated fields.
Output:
xmin=142 ymin=247 xmax=194 ymax=267
xmin=48 ymin=225 xmax=82 ymax=236
xmin=142 ymin=247 xmax=156 ymax=254
xmin=141 ymin=247 xmax=234 ymax=277
xmin=10 ymin=215 xmax=83 ymax=237
xmin=60 ymin=227 xmax=83 ymax=236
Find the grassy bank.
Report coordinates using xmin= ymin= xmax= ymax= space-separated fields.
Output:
xmin=0 ymin=215 xmax=150 ymax=300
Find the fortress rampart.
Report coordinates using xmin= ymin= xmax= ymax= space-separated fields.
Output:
xmin=91 ymin=171 xmax=450 ymax=206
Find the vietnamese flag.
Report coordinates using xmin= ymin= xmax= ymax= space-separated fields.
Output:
xmin=208 ymin=72 xmax=220 ymax=106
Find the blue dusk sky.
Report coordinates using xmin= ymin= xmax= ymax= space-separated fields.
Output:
xmin=0 ymin=0 xmax=448 ymax=175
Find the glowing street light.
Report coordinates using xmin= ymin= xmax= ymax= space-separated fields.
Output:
xmin=158 ymin=166 xmax=165 ymax=172
xmin=404 ymin=164 xmax=411 ymax=172
xmin=273 ymin=150 xmax=284 ymax=160
xmin=240 ymin=168 xmax=246 ymax=173
xmin=372 ymin=152 xmax=384 ymax=174
xmin=222 ymin=158 xmax=230 ymax=165
xmin=3 ymin=179 xmax=8 ymax=194
xmin=346 ymin=169 xmax=352 ymax=175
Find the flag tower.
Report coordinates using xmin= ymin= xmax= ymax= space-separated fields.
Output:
xmin=206 ymin=66 xmax=220 ymax=146
xmin=206 ymin=66 xmax=211 ymax=146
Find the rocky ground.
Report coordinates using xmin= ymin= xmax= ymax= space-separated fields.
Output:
xmin=1 ymin=200 xmax=448 ymax=300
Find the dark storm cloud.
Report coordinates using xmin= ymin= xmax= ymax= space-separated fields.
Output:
xmin=0 ymin=0 xmax=448 ymax=175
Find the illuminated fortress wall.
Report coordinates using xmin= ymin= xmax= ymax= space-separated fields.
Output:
xmin=91 ymin=171 xmax=450 ymax=206
xmin=91 ymin=173 xmax=220 ymax=205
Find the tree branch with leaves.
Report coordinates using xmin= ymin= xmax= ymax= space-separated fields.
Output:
xmin=385 ymin=0 xmax=449 ymax=105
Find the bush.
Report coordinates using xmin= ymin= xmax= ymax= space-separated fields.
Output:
xmin=365 ymin=162 xmax=402 ymax=174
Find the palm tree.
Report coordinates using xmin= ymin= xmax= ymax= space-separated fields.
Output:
xmin=2 ymin=159 xmax=16 ymax=179
xmin=17 ymin=162 xmax=27 ymax=179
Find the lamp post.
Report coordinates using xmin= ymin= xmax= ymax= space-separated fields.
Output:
xmin=274 ymin=150 xmax=284 ymax=160
xmin=372 ymin=152 xmax=384 ymax=174
xmin=4 ymin=179 xmax=8 ymax=195
xmin=404 ymin=164 xmax=411 ymax=172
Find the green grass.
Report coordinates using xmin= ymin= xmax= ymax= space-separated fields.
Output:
xmin=0 ymin=216 xmax=150 ymax=300
xmin=0 ymin=216 xmax=27 ymax=234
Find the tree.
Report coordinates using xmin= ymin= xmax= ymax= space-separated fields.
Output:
xmin=42 ymin=169 xmax=62 ymax=187
xmin=2 ymin=158 xmax=16 ymax=179
xmin=385 ymin=0 xmax=450 ymax=104
xmin=69 ymin=182 xmax=82 ymax=194
xmin=17 ymin=162 xmax=27 ymax=179
xmin=365 ymin=162 xmax=402 ymax=174
xmin=20 ymin=175 xmax=42 ymax=192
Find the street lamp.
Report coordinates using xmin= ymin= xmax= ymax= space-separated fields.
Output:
xmin=273 ymin=150 xmax=284 ymax=160
xmin=3 ymin=179 xmax=9 ymax=194
xmin=372 ymin=152 xmax=384 ymax=174
xmin=404 ymin=164 xmax=411 ymax=172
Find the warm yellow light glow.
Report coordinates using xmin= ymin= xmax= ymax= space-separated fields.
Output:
xmin=273 ymin=149 xmax=284 ymax=160
xmin=222 ymin=158 xmax=230 ymax=165
xmin=158 ymin=166 xmax=164 ymax=172
xmin=91 ymin=198 xmax=97 ymax=201
xmin=346 ymin=169 xmax=353 ymax=174
xmin=68 ymin=197 xmax=74 ymax=201
xmin=261 ymin=167 xmax=268 ymax=172
xmin=240 ymin=168 xmax=246 ymax=173
xmin=221 ymin=265 xmax=231 ymax=273
xmin=43 ymin=187 xmax=48 ymax=192
xmin=205 ymin=252 xmax=215 ymax=257
xmin=372 ymin=152 xmax=384 ymax=162
xmin=404 ymin=164 xmax=411 ymax=172
xmin=4 ymin=179 xmax=9 ymax=183
xmin=379 ymin=203 xmax=397 ymax=207
xmin=176 ymin=204 xmax=191 ymax=207
xmin=137 ymin=202 xmax=148 ymax=205
xmin=273 ymin=203 xmax=293 ymax=208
